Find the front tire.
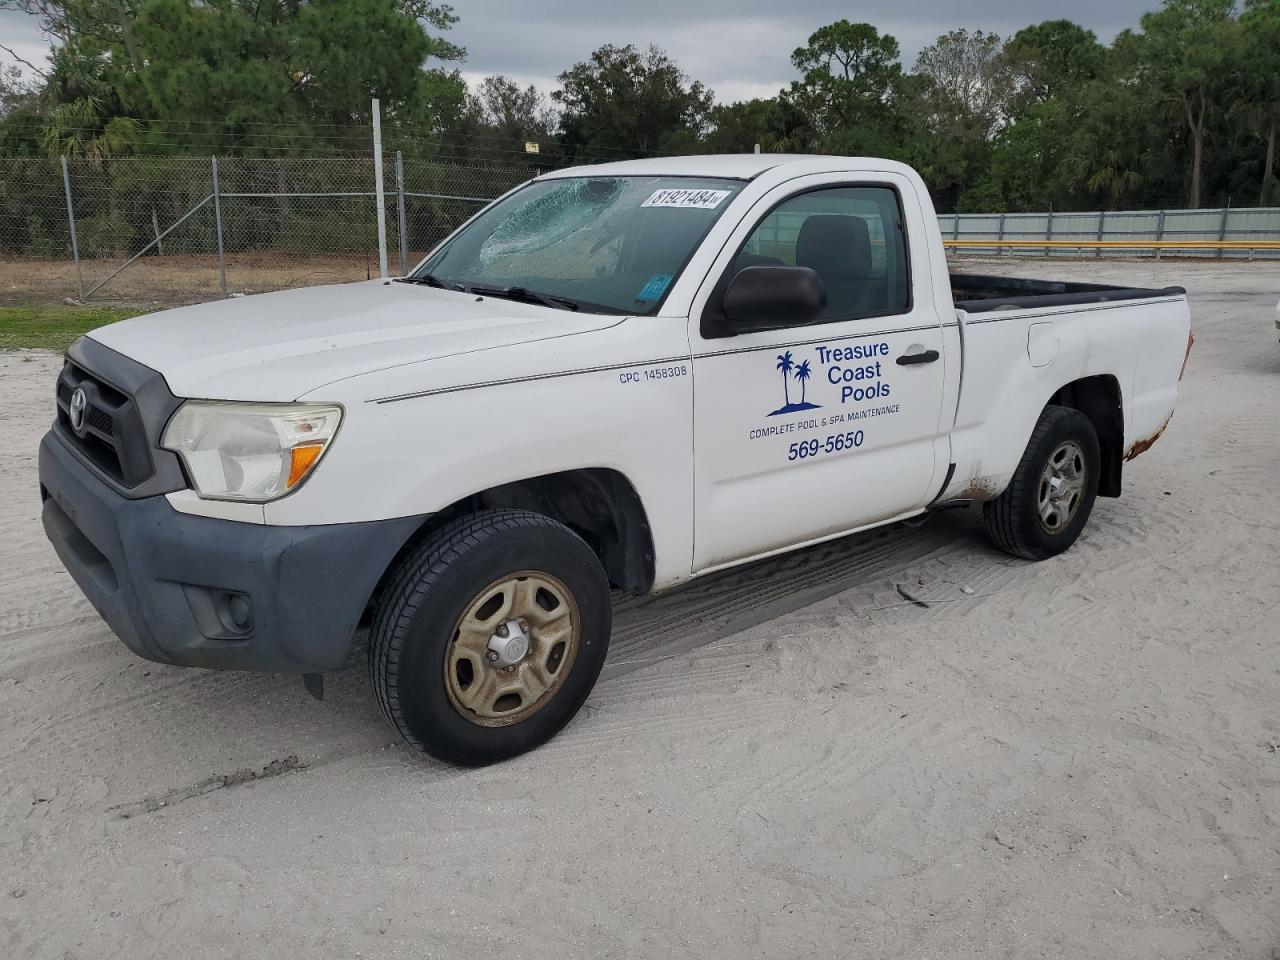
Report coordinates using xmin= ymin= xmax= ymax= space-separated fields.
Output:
xmin=983 ymin=405 xmax=1100 ymax=561
xmin=369 ymin=509 xmax=611 ymax=765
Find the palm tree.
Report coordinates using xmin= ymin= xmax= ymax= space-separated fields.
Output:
xmin=794 ymin=360 xmax=812 ymax=404
xmin=37 ymin=48 xmax=140 ymax=160
xmin=1060 ymin=149 xmax=1142 ymax=210
xmin=776 ymin=351 xmax=794 ymax=407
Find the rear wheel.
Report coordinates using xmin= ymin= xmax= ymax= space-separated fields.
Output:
xmin=983 ymin=405 xmax=1100 ymax=560
xmin=369 ymin=509 xmax=611 ymax=765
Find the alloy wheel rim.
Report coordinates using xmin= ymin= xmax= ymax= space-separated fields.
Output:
xmin=444 ymin=572 xmax=580 ymax=727
xmin=1037 ymin=440 xmax=1086 ymax=534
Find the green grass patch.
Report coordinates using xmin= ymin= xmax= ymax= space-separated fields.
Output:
xmin=0 ymin=306 xmax=151 ymax=352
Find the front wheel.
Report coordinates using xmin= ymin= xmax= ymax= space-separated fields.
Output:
xmin=369 ymin=509 xmax=611 ymax=765
xmin=983 ymin=405 xmax=1100 ymax=561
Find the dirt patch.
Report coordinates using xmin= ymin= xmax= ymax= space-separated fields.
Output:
xmin=110 ymin=756 xmax=308 ymax=820
xmin=0 ymin=251 xmax=434 ymax=307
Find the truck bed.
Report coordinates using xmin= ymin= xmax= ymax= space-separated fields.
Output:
xmin=951 ymin=272 xmax=1186 ymax=313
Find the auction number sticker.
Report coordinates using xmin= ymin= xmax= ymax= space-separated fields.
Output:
xmin=641 ymin=189 xmax=732 ymax=210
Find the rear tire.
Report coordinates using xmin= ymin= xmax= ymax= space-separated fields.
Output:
xmin=369 ymin=509 xmax=611 ymax=765
xmin=983 ymin=405 xmax=1100 ymax=561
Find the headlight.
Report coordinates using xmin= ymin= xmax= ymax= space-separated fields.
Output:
xmin=161 ymin=401 xmax=342 ymax=502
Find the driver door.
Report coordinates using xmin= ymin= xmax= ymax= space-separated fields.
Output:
xmin=690 ymin=175 xmax=949 ymax=571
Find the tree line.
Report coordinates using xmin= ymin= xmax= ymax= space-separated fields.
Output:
xmin=1 ymin=0 xmax=1277 ymax=212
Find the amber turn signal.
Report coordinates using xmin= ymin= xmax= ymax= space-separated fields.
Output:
xmin=288 ymin=442 xmax=326 ymax=489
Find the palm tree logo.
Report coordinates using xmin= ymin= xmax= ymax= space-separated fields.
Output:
xmin=767 ymin=351 xmax=822 ymax=417
xmin=795 ymin=360 xmax=812 ymax=404
xmin=776 ymin=351 xmax=794 ymax=407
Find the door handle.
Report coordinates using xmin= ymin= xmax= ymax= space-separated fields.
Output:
xmin=896 ymin=349 xmax=940 ymax=366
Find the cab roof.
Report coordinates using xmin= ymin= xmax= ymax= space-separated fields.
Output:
xmin=539 ymin=154 xmax=835 ymax=181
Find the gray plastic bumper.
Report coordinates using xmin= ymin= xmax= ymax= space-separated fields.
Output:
xmin=39 ymin=429 xmax=425 ymax=674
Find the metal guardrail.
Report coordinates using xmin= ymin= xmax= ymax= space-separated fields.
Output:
xmin=940 ymin=207 xmax=1280 ymax=260
xmin=945 ymin=239 xmax=1280 ymax=252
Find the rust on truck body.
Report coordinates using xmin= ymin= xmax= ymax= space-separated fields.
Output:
xmin=1124 ymin=416 xmax=1172 ymax=461
xmin=962 ymin=476 xmax=1005 ymax=502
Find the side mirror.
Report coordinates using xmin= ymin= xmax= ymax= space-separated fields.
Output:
xmin=722 ymin=265 xmax=827 ymax=331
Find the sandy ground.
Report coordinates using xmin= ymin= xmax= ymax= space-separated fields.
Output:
xmin=1 ymin=259 xmax=1278 ymax=959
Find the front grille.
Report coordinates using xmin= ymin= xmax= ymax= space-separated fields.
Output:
xmin=55 ymin=359 xmax=153 ymax=488
xmin=86 ymin=406 xmax=114 ymax=436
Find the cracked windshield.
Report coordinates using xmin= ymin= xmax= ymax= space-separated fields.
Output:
xmin=417 ymin=176 xmax=745 ymax=314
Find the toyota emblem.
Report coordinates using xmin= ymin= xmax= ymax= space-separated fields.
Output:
xmin=69 ymin=387 xmax=88 ymax=433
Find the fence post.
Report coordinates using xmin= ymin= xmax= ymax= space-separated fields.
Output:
xmin=1045 ymin=208 xmax=1053 ymax=257
xmin=1155 ymin=209 xmax=1166 ymax=260
xmin=1095 ymin=210 xmax=1106 ymax=259
xmin=60 ymin=157 xmax=85 ymax=302
xmin=395 ymin=150 xmax=409 ymax=276
xmin=1217 ymin=205 xmax=1229 ymax=260
xmin=151 ymin=206 xmax=165 ymax=256
xmin=953 ymin=213 xmax=960 ymax=240
xmin=211 ymin=157 xmax=228 ymax=298
xmin=371 ymin=97 xmax=389 ymax=279
xmin=997 ymin=212 xmax=1006 ymax=256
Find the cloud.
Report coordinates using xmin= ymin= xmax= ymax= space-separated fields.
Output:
xmin=0 ymin=10 xmax=50 ymax=80
xmin=449 ymin=0 xmax=1155 ymax=102
xmin=4 ymin=1 xmax=1157 ymax=102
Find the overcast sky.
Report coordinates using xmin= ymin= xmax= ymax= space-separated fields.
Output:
xmin=3 ymin=1 xmax=1158 ymax=104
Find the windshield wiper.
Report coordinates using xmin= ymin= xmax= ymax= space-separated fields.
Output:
xmin=463 ymin=285 xmax=581 ymax=312
xmin=394 ymin=273 xmax=460 ymax=291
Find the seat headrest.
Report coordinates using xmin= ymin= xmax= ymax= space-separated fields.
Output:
xmin=733 ymin=252 xmax=785 ymax=272
xmin=795 ymin=215 xmax=872 ymax=282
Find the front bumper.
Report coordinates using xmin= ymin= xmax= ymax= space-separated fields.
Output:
xmin=39 ymin=429 xmax=424 ymax=673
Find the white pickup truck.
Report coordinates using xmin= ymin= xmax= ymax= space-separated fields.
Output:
xmin=39 ymin=155 xmax=1193 ymax=764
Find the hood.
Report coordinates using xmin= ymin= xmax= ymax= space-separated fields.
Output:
xmin=87 ymin=280 xmax=623 ymax=401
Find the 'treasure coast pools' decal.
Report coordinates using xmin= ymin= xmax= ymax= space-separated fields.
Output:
xmin=767 ymin=341 xmax=893 ymax=417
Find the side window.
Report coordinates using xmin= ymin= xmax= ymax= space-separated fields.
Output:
xmin=735 ymin=186 xmax=910 ymax=322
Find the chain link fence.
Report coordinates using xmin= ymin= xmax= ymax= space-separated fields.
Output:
xmin=0 ymin=154 xmax=535 ymax=305
xmin=5 ymin=154 xmax=1280 ymax=307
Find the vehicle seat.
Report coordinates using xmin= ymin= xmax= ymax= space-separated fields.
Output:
xmin=795 ymin=215 xmax=885 ymax=317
